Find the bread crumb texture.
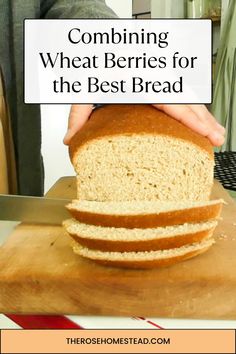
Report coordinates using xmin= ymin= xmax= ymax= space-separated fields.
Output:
xmin=64 ymin=219 xmax=217 ymax=242
xmin=73 ymin=238 xmax=214 ymax=261
xmin=76 ymin=135 xmax=213 ymax=201
xmin=68 ymin=199 xmax=223 ymax=215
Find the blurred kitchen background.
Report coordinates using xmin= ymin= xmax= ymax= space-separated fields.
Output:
xmin=133 ymin=0 xmax=227 ymax=69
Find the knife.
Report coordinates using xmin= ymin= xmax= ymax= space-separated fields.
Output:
xmin=0 ymin=194 xmax=71 ymax=224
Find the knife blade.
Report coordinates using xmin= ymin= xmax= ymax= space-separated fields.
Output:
xmin=0 ymin=194 xmax=71 ymax=224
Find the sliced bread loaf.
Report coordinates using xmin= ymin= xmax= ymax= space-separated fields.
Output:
xmin=72 ymin=238 xmax=215 ymax=269
xmin=69 ymin=105 xmax=214 ymax=202
xmin=64 ymin=219 xmax=217 ymax=252
xmin=66 ymin=199 xmax=223 ymax=228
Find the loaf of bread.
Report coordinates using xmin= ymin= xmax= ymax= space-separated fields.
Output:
xmin=64 ymin=219 xmax=217 ymax=252
xmin=65 ymin=104 xmax=222 ymax=269
xmin=69 ymin=105 xmax=214 ymax=202
xmin=72 ymin=238 xmax=215 ymax=269
xmin=66 ymin=199 xmax=222 ymax=228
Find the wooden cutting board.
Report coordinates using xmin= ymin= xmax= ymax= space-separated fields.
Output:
xmin=0 ymin=177 xmax=236 ymax=319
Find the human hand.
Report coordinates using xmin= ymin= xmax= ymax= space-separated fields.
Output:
xmin=153 ymin=104 xmax=225 ymax=146
xmin=63 ymin=104 xmax=93 ymax=145
xmin=64 ymin=104 xmax=225 ymax=147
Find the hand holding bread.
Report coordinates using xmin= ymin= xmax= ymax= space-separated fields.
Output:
xmin=64 ymin=104 xmax=225 ymax=146
xmin=153 ymin=104 xmax=225 ymax=146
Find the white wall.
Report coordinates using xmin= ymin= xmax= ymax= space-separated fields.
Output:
xmin=151 ymin=0 xmax=185 ymax=18
xmin=41 ymin=0 xmax=132 ymax=193
xmin=41 ymin=105 xmax=74 ymax=192
xmin=106 ymin=0 xmax=132 ymax=17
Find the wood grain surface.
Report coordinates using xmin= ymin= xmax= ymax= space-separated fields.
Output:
xmin=0 ymin=177 xmax=236 ymax=319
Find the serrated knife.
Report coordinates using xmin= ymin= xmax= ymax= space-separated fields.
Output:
xmin=0 ymin=194 xmax=71 ymax=224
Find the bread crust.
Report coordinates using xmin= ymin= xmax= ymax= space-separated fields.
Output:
xmin=67 ymin=202 xmax=222 ymax=228
xmin=74 ymin=244 xmax=212 ymax=269
xmin=69 ymin=105 xmax=214 ymax=166
xmin=69 ymin=227 xmax=214 ymax=252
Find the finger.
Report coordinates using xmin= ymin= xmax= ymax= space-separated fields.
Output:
xmin=153 ymin=104 xmax=224 ymax=146
xmin=188 ymin=105 xmax=225 ymax=135
xmin=187 ymin=105 xmax=225 ymax=146
xmin=63 ymin=104 xmax=93 ymax=145
xmin=153 ymin=104 xmax=210 ymax=136
xmin=207 ymin=130 xmax=225 ymax=147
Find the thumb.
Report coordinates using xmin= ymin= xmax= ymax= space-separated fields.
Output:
xmin=63 ymin=104 xmax=93 ymax=145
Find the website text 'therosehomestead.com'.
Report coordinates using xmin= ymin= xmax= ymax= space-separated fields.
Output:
xmin=66 ymin=336 xmax=170 ymax=345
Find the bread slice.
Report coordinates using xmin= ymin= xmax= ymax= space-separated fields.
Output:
xmin=66 ymin=199 xmax=223 ymax=228
xmin=69 ymin=105 xmax=214 ymax=202
xmin=64 ymin=218 xmax=217 ymax=252
xmin=72 ymin=238 xmax=215 ymax=269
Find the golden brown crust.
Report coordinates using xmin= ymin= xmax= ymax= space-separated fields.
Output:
xmin=76 ymin=245 xmax=212 ymax=269
xmin=69 ymin=228 xmax=214 ymax=252
xmin=69 ymin=104 xmax=214 ymax=165
xmin=67 ymin=202 xmax=222 ymax=228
